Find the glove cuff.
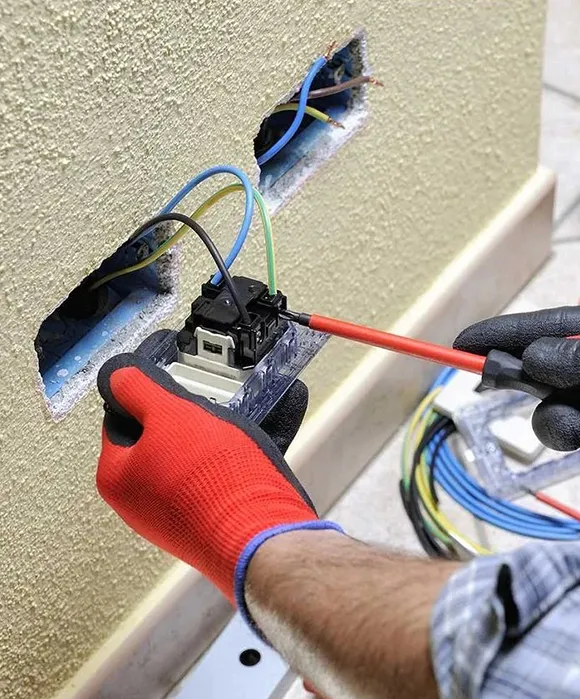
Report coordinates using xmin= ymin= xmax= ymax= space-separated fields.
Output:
xmin=234 ymin=520 xmax=345 ymax=634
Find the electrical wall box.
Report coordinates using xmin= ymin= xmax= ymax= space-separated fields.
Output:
xmin=255 ymin=35 xmax=369 ymax=201
xmin=139 ymin=276 xmax=328 ymax=423
xmin=35 ymin=220 xmax=177 ymax=411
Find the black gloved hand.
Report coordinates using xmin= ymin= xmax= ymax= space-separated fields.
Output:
xmin=454 ymin=306 xmax=580 ymax=451
xmin=259 ymin=379 xmax=308 ymax=454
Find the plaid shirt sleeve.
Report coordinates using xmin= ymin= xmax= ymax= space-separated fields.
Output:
xmin=431 ymin=541 xmax=580 ymax=698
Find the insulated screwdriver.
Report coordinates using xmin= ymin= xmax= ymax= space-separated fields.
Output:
xmin=281 ymin=309 xmax=573 ymax=400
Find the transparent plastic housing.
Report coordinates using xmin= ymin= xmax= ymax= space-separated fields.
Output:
xmin=139 ymin=322 xmax=329 ymax=424
xmin=454 ymin=392 xmax=580 ymax=499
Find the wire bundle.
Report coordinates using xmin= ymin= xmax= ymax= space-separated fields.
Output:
xmin=257 ymin=54 xmax=329 ymax=166
xmin=401 ymin=369 xmax=580 ymax=560
xmin=91 ymin=51 xmax=348 ymax=296
xmin=92 ymin=48 xmax=383 ymax=297
xmin=257 ymin=49 xmax=382 ymax=166
xmin=92 ymin=180 xmax=277 ymax=295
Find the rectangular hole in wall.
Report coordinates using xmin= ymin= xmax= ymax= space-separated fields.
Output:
xmin=254 ymin=35 xmax=370 ymax=210
xmin=35 ymin=224 xmax=179 ymax=418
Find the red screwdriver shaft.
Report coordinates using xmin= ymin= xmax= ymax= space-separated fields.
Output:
xmin=285 ymin=311 xmax=487 ymax=374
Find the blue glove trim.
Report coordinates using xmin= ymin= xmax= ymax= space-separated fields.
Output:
xmin=234 ymin=520 xmax=344 ymax=635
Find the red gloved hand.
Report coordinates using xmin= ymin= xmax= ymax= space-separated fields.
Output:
xmin=96 ymin=353 xmax=341 ymax=624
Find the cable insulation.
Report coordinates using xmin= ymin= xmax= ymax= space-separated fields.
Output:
xmin=403 ymin=369 xmax=580 ymax=555
xmin=257 ymin=55 xmax=327 ymax=166
xmin=425 ymin=370 xmax=580 ymax=540
xmin=273 ymin=103 xmax=343 ymax=128
xmin=401 ymin=388 xmax=443 ymax=487
xmin=132 ymin=165 xmax=254 ymax=286
xmin=528 ymin=490 xmax=580 ymax=522
xmin=306 ymin=75 xmax=383 ymax=99
xmin=190 ymin=185 xmax=277 ymax=294
xmin=411 ymin=409 xmax=489 ymax=555
xmin=91 ymin=185 xmax=277 ymax=295
xmin=98 ymin=213 xmax=251 ymax=325
xmin=400 ymin=394 xmax=455 ymax=552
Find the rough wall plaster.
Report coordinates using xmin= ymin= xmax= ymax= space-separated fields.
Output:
xmin=0 ymin=0 xmax=545 ymax=696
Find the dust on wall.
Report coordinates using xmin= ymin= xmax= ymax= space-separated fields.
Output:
xmin=0 ymin=0 xmax=545 ymax=696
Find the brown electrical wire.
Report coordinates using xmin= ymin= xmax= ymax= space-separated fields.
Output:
xmin=306 ymin=75 xmax=383 ymax=99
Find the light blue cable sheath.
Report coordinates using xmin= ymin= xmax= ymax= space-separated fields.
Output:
xmin=133 ymin=165 xmax=255 ymax=286
xmin=431 ymin=372 xmax=579 ymax=529
xmin=427 ymin=370 xmax=580 ymax=539
xmin=431 ymin=372 xmax=580 ymax=536
xmin=427 ymin=378 xmax=572 ymax=529
xmin=436 ymin=440 xmax=577 ymax=529
xmin=435 ymin=453 xmax=580 ymax=538
xmin=257 ymin=55 xmax=328 ymax=166
xmin=431 ymin=446 xmax=580 ymax=538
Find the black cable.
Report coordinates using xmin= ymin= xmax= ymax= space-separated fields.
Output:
xmin=399 ymin=480 xmax=437 ymax=556
xmin=410 ymin=415 xmax=450 ymax=498
xmin=428 ymin=421 xmax=456 ymax=505
xmin=401 ymin=478 xmax=447 ymax=558
xmin=128 ymin=213 xmax=251 ymax=325
xmin=407 ymin=415 xmax=452 ymax=558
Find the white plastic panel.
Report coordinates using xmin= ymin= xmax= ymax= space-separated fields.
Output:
xmin=169 ymin=613 xmax=294 ymax=699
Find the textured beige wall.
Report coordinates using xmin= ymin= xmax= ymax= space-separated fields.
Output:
xmin=0 ymin=0 xmax=545 ymax=696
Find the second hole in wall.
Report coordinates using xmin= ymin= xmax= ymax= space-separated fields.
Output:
xmin=255 ymin=35 xmax=370 ymax=210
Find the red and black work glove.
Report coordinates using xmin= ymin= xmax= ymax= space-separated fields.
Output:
xmin=454 ymin=306 xmax=580 ymax=451
xmin=96 ymin=352 xmax=342 ymax=627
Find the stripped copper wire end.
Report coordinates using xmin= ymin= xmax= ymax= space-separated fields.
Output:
xmin=328 ymin=117 xmax=345 ymax=129
xmin=324 ymin=41 xmax=338 ymax=61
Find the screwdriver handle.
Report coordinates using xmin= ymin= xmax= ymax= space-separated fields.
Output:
xmin=482 ymin=350 xmax=554 ymax=400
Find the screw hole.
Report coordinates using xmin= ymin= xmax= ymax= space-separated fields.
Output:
xmin=239 ymin=648 xmax=261 ymax=667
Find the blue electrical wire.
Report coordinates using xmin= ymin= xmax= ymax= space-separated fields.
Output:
xmin=430 ymin=378 xmax=580 ymax=537
xmin=426 ymin=370 xmax=580 ymax=540
xmin=257 ymin=55 xmax=328 ymax=166
xmin=430 ymin=375 xmax=580 ymax=538
xmin=133 ymin=165 xmax=254 ymax=286
xmin=127 ymin=56 xmax=328 ymax=282
xmin=431 ymin=446 xmax=580 ymax=539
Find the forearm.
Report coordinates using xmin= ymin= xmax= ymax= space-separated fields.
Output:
xmin=245 ymin=530 xmax=459 ymax=699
